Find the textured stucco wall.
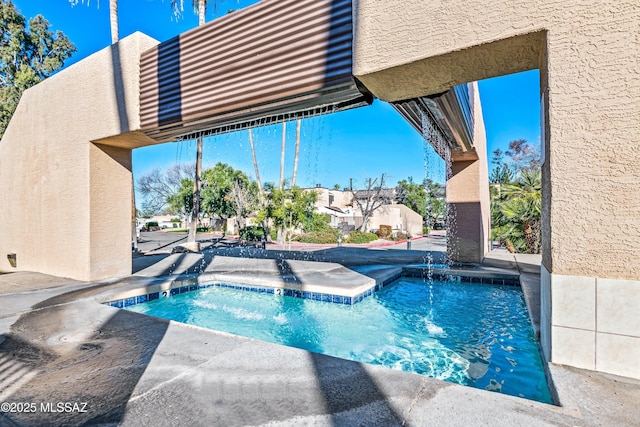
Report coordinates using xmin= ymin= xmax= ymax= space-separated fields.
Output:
xmin=472 ymin=82 xmax=491 ymax=258
xmin=353 ymin=0 xmax=640 ymax=280
xmin=0 ymin=33 xmax=159 ymax=280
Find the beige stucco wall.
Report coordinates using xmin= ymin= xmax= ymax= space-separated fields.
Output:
xmin=353 ymin=0 xmax=640 ymax=378
xmin=353 ymin=0 xmax=640 ymax=279
xmin=368 ymin=204 xmax=422 ymax=236
xmin=0 ymin=33 xmax=159 ymax=280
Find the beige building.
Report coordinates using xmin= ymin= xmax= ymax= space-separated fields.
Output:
xmin=0 ymin=0 xmax=638 ymax=382
xmin=369 ymin=204 xmax=423 ymax=237
xmin=308 ymin=186 xmax=423 ymax=236
xmin=140 ymin=215 xmax=183 ymax=230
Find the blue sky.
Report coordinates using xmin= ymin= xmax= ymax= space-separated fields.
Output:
xmin=12 ymin=0 xmax=540 ymax=192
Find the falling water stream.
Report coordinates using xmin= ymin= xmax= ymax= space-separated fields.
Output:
xmin=418 ymin=106 xmax=455 ymax=312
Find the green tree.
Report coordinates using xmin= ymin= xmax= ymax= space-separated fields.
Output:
xmin=169 ymin=0 xmax=212 ymax=242
xmin=424 ymin=179 xmax=446 ymax=229
xmin=302 ymin=212 xmax=335 ymax=233
xmin=167 ymin=177 xmax=195 ymax=217
xmin=492 ymin=169 xmax=542 ymax=253
xmin=256 ymin=185 xmax=317 ymax=246
xmin=396 ymin=178 xmax=445 ymax=230
xmin=201 ymin=163 xmax=237 ymax=220
xmin=0 ymin=1 xmax=76 ymax=137
xmin=201 ymin=162 xmax=258 ymax=231
xmin=490 ymin=139 xmax=542 ymax=253
xmin=396 ymin=177 xmax=427 ymax=217
xmin=489 ymin=163 xmax=514 ymax=185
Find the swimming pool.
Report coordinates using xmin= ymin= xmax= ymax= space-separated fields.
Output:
xmin=124 ymin=276 xmax=552 ymax=403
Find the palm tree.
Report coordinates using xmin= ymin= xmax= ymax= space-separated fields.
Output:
xmin=188 ymin=136 xmax=203 ymax=242
xmin=172 ymin=0 xmax=210 ymax=242
xmin=109 ymin=0 xmax=118 ymax=44
xmin=492 ymin=169 xmax=542 ymax=253
xmin=195 ymin=0 xmax=207 ymax=25
xmin=248 ymin=128 xmax=263 ymax=195
xmin=279 ymin=122 xmax=286 ymax=190
xmin=278 ymin=119 xmax=302 ymax=189
xmin=291 ymin=119 xmax=301 ymax=187
xmin=69 ymin=1 xmax=118 ymax=44
xmin=170 ymin=1 xmax=208 ymax=25
xmin=248 ymin=128 xmax=273 ymax=241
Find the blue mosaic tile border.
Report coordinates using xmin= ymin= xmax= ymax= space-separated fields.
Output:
xmin=107 ymin=283 xmax=218 ymax=308
xmin=105 ymin=270 xmax=519 ymax=309
xmin=106 ymin=282 xmax=360 ymax=308
xmin=402 ymin=271 xmax=520 ymax=286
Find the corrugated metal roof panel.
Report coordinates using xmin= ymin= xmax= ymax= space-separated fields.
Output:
xmin=140 ymin=0 xmax=370 ymax=142
xmin=392 ymin=84 xmax=476 ymax=160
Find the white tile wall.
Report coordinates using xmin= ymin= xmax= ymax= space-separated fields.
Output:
xmin=551 ymin=274 xmax=595 ymax=330
xmin=551 ymin=326 xmax=595 ymax=370
xmin=597 ymin=333 xmax=640 ymax=379
xmin=548 ymin=273 xmax=640 ymax=380
xmin=540 ymin=265 xmax=551 ymax=362
xmin=597 ymin=278 xmax=640 ymax=337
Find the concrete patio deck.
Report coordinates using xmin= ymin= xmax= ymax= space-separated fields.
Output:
xmin=1 ymin=247 xmax=639 ymax=426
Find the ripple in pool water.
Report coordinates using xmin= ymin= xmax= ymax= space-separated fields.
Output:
xmin=126 ymin=276 xmax=553 ymax=404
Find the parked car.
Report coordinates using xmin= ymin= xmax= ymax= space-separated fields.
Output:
xmin=143 ymin=221 xmax=160 ymax=232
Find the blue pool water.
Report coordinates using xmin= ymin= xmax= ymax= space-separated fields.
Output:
xmin=125 ymin=277 xmax=552 ymax=403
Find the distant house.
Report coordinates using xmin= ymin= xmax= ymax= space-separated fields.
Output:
xmin=368 ymin=204 xmax=423 ymax=237
xmin=352 ymin=188 xmax=397 ymax=204
xmin=138 ymin=215 xmax=183 ymax=230
xmin=210 ymin=216 xmax=260 ymax=235
xmin=305 ymin=185 xmax=423 ymax=236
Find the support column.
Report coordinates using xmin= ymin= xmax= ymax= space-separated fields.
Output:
xmin=539 ymin=32 xmax=640 ymax=378
xmin=0 ymin=33 xmax=160 ymax=281
xmin=353 ymin=0 xmax=640 ymax=381
xmin=446 ymin=83 xmax=490 ymax=264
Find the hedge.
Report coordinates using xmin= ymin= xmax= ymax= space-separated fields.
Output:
xmin=346 ymin=231 xmax=378 ymax=244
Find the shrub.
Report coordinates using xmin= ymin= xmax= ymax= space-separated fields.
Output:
xmin=376 ymin=224 xmax=392 ymax=239
xmin=394 ymin=232 xmax=408 ymax=241
xmin=423 ymin=226 xmax=430 ymax=235
xmin=239 ymin=226 xmax=265 ymax=241
xmin=346 ymin=231 xmax=378 ymax=244
xmin=296 ymin=229 xmax=339 ymax=244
